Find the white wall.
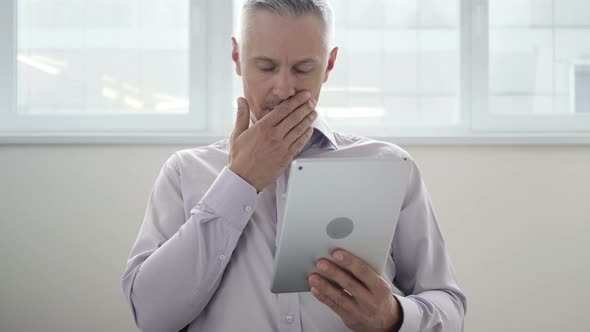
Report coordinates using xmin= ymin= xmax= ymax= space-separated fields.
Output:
xmin=1 ymin=144 xmax=589 ymax=332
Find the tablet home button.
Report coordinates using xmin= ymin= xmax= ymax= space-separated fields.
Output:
xmin=326 ymin=217 xmax=354 ymax=239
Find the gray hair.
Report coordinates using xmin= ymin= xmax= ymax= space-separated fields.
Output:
xmin=239 ymin=0 xmax=334 ymax=48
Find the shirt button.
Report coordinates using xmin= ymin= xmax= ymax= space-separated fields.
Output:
xmin=285 ymin=315 xmax=294 ymax=323
xmin=219 ymin=254 xmax=226 ymax=260
xmin=244 ymin=205 xmax=253 ymax=213
xmin=281 ymin=193 xmax=287 ymax=200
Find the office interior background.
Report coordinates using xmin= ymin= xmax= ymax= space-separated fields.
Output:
xmin=1 ymin=0 xmax=589 ymax=331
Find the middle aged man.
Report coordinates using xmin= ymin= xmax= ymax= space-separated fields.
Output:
xmin=122 ymin=1 xmax=467 ymax=331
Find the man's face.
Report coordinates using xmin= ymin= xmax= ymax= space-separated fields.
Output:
xmin=232 ymin=11 xmax=338 ymax=121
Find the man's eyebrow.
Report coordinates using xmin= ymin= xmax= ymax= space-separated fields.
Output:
xmin=252 ymin=56 xmax=276 ymax=63
xmin=293 ymin=58 xmax=319 ymax=66
xmin=251 ymin=56 xmax=319 ymax=66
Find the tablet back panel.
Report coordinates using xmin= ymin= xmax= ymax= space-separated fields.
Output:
xmin=271 ymin=157 xmax=410 ymax=293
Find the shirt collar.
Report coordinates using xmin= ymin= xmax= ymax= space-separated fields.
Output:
xmin=310 ymin=112 xmax=338 ymax=151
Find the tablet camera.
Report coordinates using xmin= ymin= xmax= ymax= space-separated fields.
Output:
xmin=326 ymin=217 xmax=354 ymax=240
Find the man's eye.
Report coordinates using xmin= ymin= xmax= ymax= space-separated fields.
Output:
xmin=259 ymin=67 xmax=275 ymax=72
xmin=294 ymin=68 xmax=311 ymax=74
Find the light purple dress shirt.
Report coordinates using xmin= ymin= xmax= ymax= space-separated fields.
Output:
xmin=122 ymin=115 xmax=467 ymax=332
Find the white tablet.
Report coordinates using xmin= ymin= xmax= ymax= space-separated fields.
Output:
xmin=270 ymin=157 xmax=411 ymax=293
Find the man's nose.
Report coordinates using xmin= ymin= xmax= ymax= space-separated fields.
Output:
xmin=272 ymin=69 xmax=296 ymax=101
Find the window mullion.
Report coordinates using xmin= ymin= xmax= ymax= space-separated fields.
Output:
xmin=190 ymin=0 xmax=210 ymax=135
xmin=470 ymin=0 xmax=490 ymax=132
xmin=460 ymin=0 xmax=472 ymax=133
xmin=0 ymin=0 xmax=16 ymax=132
xmin=205 ymin=0 xmax=236 ymax=137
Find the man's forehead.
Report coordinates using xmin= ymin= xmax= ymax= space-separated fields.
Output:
xmin=240 ymin=10 xmax=328 ymax=58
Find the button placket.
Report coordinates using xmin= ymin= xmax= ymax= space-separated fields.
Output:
xmin=278 ymin=292 xmax=301 ymax=331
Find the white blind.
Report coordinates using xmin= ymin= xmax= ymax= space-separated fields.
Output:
xmin=3 ymin=0 xmax=209 ymax=135
xmin=489 ymin=0 xmax=590 ymax=116
xmin=18 ymin=0 xmax=189 ymax=115
xmin=473 ymin=0 xmax=590 ymax=132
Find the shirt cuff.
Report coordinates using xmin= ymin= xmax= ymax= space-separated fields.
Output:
xmin=198 ymin=166 xmax=260 ymax=231
xmin=393 ymin=294 xmax=421 ymax=332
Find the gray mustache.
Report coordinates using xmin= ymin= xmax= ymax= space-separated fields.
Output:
xmin=263 ymin=99 xmax=283 ymax=109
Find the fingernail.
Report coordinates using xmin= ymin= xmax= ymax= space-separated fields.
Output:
xmin=310 ymin=99 xmax=317 ymax=108
xmin=318 ymin=262 xmax=328 ymax=272
xmin=237 ymin=98 xmax=245 ymax=112
xmin=333 ymin=252 xmax=343 ymax=262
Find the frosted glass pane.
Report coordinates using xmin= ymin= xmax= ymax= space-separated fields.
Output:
xmin=346 ymin=0 xmax=386 ymax=28
xmin=489 ymin=0 xmax=553 ymax=27
xmin=489 ymin=0 xmax=590 ymax=116
xmin=17 ymin=0 xmax=189 ymax=115
xmin=555 ymin=0 xmax=590 ymax=26
xmin=418 ymin=0 xmax=459 ymax=27
xmin=489 ymin=30 xmax=554 ymax=95
xmin=328 ymin=0 xmax=460 ymax=127
xmin=419 ymin=31 xmax=459 ymax=94
xmin=490 ymin=96 xmax=554 ymax=115
xmin=420 ymin=97 xmax=459 ymax=125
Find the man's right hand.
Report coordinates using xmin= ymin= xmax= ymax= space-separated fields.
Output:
xmin=228 ymin=91 xmax=318 ymax=192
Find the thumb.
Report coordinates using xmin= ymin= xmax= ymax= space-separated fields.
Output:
xmin=232 ymin=97 xmax=250 ymax=141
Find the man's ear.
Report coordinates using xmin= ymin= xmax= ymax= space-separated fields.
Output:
xmin=323 ymin=47 xmax=338 ymax=83
xmin=232 ymin=37 xmax=242 ymax=76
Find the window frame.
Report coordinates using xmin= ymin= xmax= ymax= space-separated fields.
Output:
xmin=0 ymin=0 xmax=16 ymax=136
xmin=0 ymin=0 xmax=225 ymax=141
xmin=1 ymin=0 xmax=590 ymax=145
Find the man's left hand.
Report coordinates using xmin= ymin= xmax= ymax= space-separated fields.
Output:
xmin=308 ymin=249 xmax=403 ymax=332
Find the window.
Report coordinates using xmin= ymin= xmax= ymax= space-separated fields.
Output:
xmin=1 ymin=0 xmax=589 ymax=143
xmin=476 ymin=0 xmax=590 ymax=132
xmin=1 ymin=0 xmax=209 ymax=137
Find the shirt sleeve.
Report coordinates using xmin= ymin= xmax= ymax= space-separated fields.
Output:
xmin=391 ymin=156 xmax=468 ymax=332
xmin=121 ymin=154 xmax=259 ymax=332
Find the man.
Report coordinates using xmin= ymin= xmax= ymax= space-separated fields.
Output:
xmin=122 ymin=1 xmax=467 ymax=331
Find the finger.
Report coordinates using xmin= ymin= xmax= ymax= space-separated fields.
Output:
xmin=283 ymin=108 xmax=317 ymax=146
xmin=231 ymin=97 xmax=250 ymax=142
xmin=287 ymin=126 xmax=314 ymax=156
xmin=275 ymin=98 xmax=316 ymax=139
xmin=259 ymin=90 xmax=311 ymax=127
xmin=315 ymin=259 xmax=373 ymax=307
xmin=311 ymin=287 xmax=351 ymax=323
xmin=309 ymin=274 xmax=358 ymax=316
xmin=332 ymin=250 xmax=389 ymax=295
